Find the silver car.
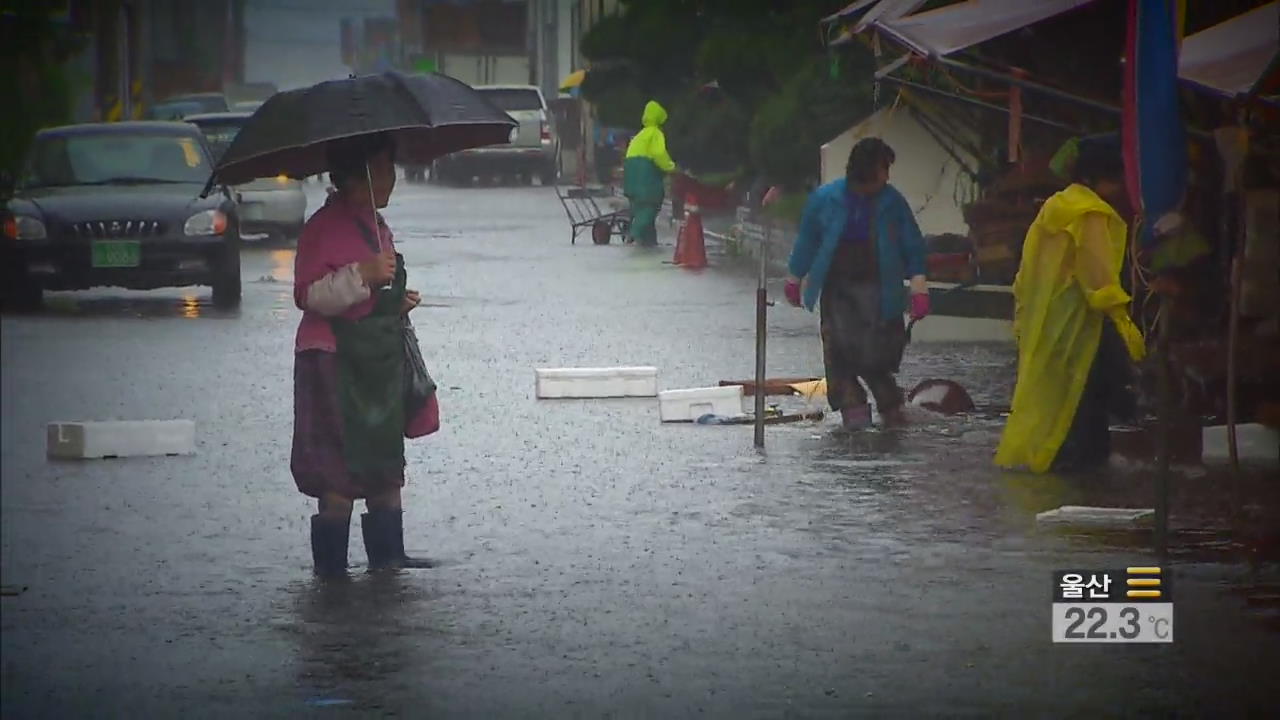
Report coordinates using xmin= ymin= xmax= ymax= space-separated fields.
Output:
xmin=433 ymin=85 xmax=560 ymax=185
xmin=185 ymin=112 xmax=307 ymax=243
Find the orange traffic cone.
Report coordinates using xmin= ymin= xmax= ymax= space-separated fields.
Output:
xmin=674 ymin=193 xmax=706 ymax=269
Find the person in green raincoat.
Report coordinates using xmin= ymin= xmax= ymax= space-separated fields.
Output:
xmin=623 ymin=100 xmax=677 ymax=246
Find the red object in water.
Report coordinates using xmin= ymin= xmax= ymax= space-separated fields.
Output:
xmin=907 ymin=379 xmax=976 ymax=415
xmin=673 ymin=173 xmax=738 ymax=214
xmin=673 ymin=192 xmax=706 ymax=269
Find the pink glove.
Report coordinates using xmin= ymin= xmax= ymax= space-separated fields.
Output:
xmin=910 ymin=292 xmax=930 ymax=321
xmin=784 ymin=280 xmax=802 ymax=307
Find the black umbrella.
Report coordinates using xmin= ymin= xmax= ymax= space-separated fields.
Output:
xmin=211 ymin=71 xmax=516 ymax=187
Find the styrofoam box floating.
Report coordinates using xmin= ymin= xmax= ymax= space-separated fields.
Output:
xmin=535 ymin=366 xmax=658 ymax=399
xmin=1202 ymin=424 xmax=1279 ymax=463
xmin=659 ymin=385 xmax=745 ymax=423
xmin=1036 ymin=505 xmax=1154 ymax=529
xmin=47 ymin=420 xmax=196 ymax=460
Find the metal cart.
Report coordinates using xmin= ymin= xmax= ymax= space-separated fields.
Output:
xmin=554 ymin=184 xmax=631 ymax=245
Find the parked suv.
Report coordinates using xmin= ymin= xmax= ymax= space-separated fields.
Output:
xmin=433 ymin=85 xmax=560 ymax=185
xmin=186 ymin=112 xmax=306 ymax=244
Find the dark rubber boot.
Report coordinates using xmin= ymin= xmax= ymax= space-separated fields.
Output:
xmin=310 ymin=514 xmax=350 ymax=578
xmin=362 ymin=509 xmax=434 ymax=570
xmin=840 ymin=404 xmax=873 ymax=431
xmin=880 ymin=404 xmax=910 ymax=428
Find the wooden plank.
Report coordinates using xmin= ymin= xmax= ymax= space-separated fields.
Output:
xmin=718 ymin=377 xmax=821 ymax=396
xmin=720 ymin=411 xmax=825 ymax=426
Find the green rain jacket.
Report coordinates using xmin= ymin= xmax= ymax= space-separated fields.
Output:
xmin=623 ymin=101 xmax=675 ymax=203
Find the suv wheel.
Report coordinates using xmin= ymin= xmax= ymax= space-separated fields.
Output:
xmin=1 ymin=276 xmax=43 ymax=312
xmin=211 ymin=243 xmax=242 ymax=308
xmin=540 ymin=162 xmax=557 ymax=186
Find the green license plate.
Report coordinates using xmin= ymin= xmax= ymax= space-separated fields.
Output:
xmin=91 ymin=241 xmax=141 ymax=268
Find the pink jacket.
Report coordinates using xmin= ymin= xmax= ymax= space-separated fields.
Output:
xmin=293 ymin=194 xmax=394 ymax=353
xmin=293 ymin=194 xmax=440 ymax=438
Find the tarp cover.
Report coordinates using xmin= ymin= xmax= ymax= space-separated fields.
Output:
xmin=862 ymin=0 xmax=1098 ymax=57
xmin=823 ymin=0 xmax=880 ymax=24
xmin=1178 ymin=1 xmax=1278 ymax=97
xmin=820 ymin=100 xmax=980 ymax=237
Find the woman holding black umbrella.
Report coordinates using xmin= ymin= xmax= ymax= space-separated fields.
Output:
xmin=290 ymin=133 xmax=436 ymax=575
xmin=210 ymin=71 xmax=517 ymax=576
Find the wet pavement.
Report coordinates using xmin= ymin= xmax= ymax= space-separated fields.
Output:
xmin=3 ymin=180 xmax=1278 ymax=717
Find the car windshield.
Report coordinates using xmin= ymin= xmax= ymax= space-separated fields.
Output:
xmin=190 ymin=120 xmax=244 ymax=163
xmin=480 ymin=88 xmax=543 ymax=112
xmin=22 ymin=132 xmax=211 ymax=188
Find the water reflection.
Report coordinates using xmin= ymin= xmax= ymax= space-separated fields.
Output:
xmin=181 ymin=294 xmax=201 ymax=319
xmin=286 ymin=572 xmax=441 ymax=709
xmin=34 ymin=291 xmax=238 ymax=319
xmin=267 ymin=249 xmax=295 ymax=284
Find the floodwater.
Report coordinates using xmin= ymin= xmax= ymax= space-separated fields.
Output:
xmin=2 ymin=180 xmax=1276 ymax=716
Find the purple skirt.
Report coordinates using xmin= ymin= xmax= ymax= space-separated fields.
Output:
xmin=291 ymin=350 xmax=405 ymax=500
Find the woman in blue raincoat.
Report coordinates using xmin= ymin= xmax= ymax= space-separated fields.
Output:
xmin=784 ymin=138 xmax=930 ymax=430
xmin=623 ymin=100 xmax=676 ymax=246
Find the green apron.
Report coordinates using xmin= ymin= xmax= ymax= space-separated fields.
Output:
xmin=331 ymin=255 xmax=408 ymax=474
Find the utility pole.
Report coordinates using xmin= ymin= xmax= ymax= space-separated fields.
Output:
xmin=118 ymin=1 xmax=132 ymax=120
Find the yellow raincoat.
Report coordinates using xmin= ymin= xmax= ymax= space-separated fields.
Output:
xmin=625 ymin=101 xmax=676 ymax=172
xmin=995 ymin=184 xmax=1146 ymax=473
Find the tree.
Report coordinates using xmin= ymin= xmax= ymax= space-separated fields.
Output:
xmin=749 ymin=53 xmax=874 ymax=190
xmin=578 ymin=0 xmax=869 ymax=181
xmin=0 ymin=2 xmax=86 ymax=184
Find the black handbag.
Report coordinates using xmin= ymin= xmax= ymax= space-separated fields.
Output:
xmin=402 ymin=317 xmax=436 ymax=418
xmin=351 ymin=215 xmax=437 ymax=420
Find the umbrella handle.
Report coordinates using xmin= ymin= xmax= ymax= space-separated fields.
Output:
xmin=365 ymin=162 xmax=380 ymax=239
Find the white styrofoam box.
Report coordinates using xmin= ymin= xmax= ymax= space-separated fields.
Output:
xmin=1202 ymin=424 xmax=1279 ymax=463
xmin=1036 ymin=506 xmax=1154 ymax=529
xmin=535 ymin=366 xmax=658 ymax=399
xmin=659 ymin=385 xmax=745 ymax=422
xmin=47 ymin=420 xmax=196 ymax=460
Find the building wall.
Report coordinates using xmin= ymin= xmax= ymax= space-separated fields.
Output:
xmin=242 ymin=0 xmax=394 ymax=91
xmin=573 ymin=0 xmax=621 ymax=183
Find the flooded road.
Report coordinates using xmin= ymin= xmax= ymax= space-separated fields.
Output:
xmin=3 ymin=181 xmax=1277 ymax=716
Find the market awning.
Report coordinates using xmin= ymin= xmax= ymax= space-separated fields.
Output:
xmin=846 ymin=0 xmax=1098 ymax=57
xmin=822 ymin=0 xmax=880 ymax=24
xmin=1177 ymin=1 xmax=1278 ymax=97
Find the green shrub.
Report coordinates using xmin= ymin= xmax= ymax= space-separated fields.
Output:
xmin=665 ymin=90 xmax=749 ymax=175
xmin=749 ymin=53 xmax=874 ymax=190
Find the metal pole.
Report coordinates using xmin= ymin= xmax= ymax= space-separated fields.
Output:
xmin=754 ymin=219 xmax=769 ymax=448
xmin=1226 ymin=192 xmax=1247 ymax=526
xmin=879 ymin=77 xmax=1084 ymax=133
xmin=118 ymin=2 xmax=132 ymax=120
xmin=935 ymin=55 xmax=1120 ymax=116
xmin=1155 ymin=298 xmax=1170 ymax=559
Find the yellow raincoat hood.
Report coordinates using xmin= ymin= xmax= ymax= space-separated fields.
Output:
xmin=625 ymin=100 xmax=675 ymax=172
xmin=641 ymin=100 xmax=668 ymax=128
xmin=995 ymin=183 xmax=1143 ymax=473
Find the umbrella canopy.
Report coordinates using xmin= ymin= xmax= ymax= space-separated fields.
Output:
xmin=212 ymin=71 xmax=516 ymax=186
xmin=560 ymin=69 xmax=586 ymax=91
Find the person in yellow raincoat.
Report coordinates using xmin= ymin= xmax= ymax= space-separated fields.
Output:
xmin=623 ymin=100 xmax=677 ymax=246
xmin=995 ymin=134 xmax=1146 ymax=473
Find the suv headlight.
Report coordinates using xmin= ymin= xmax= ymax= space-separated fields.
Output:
xmin=3 ymin=215 xmax=47 ymax=240
xmin=184 ymin=209 xmax=228 ymax=236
